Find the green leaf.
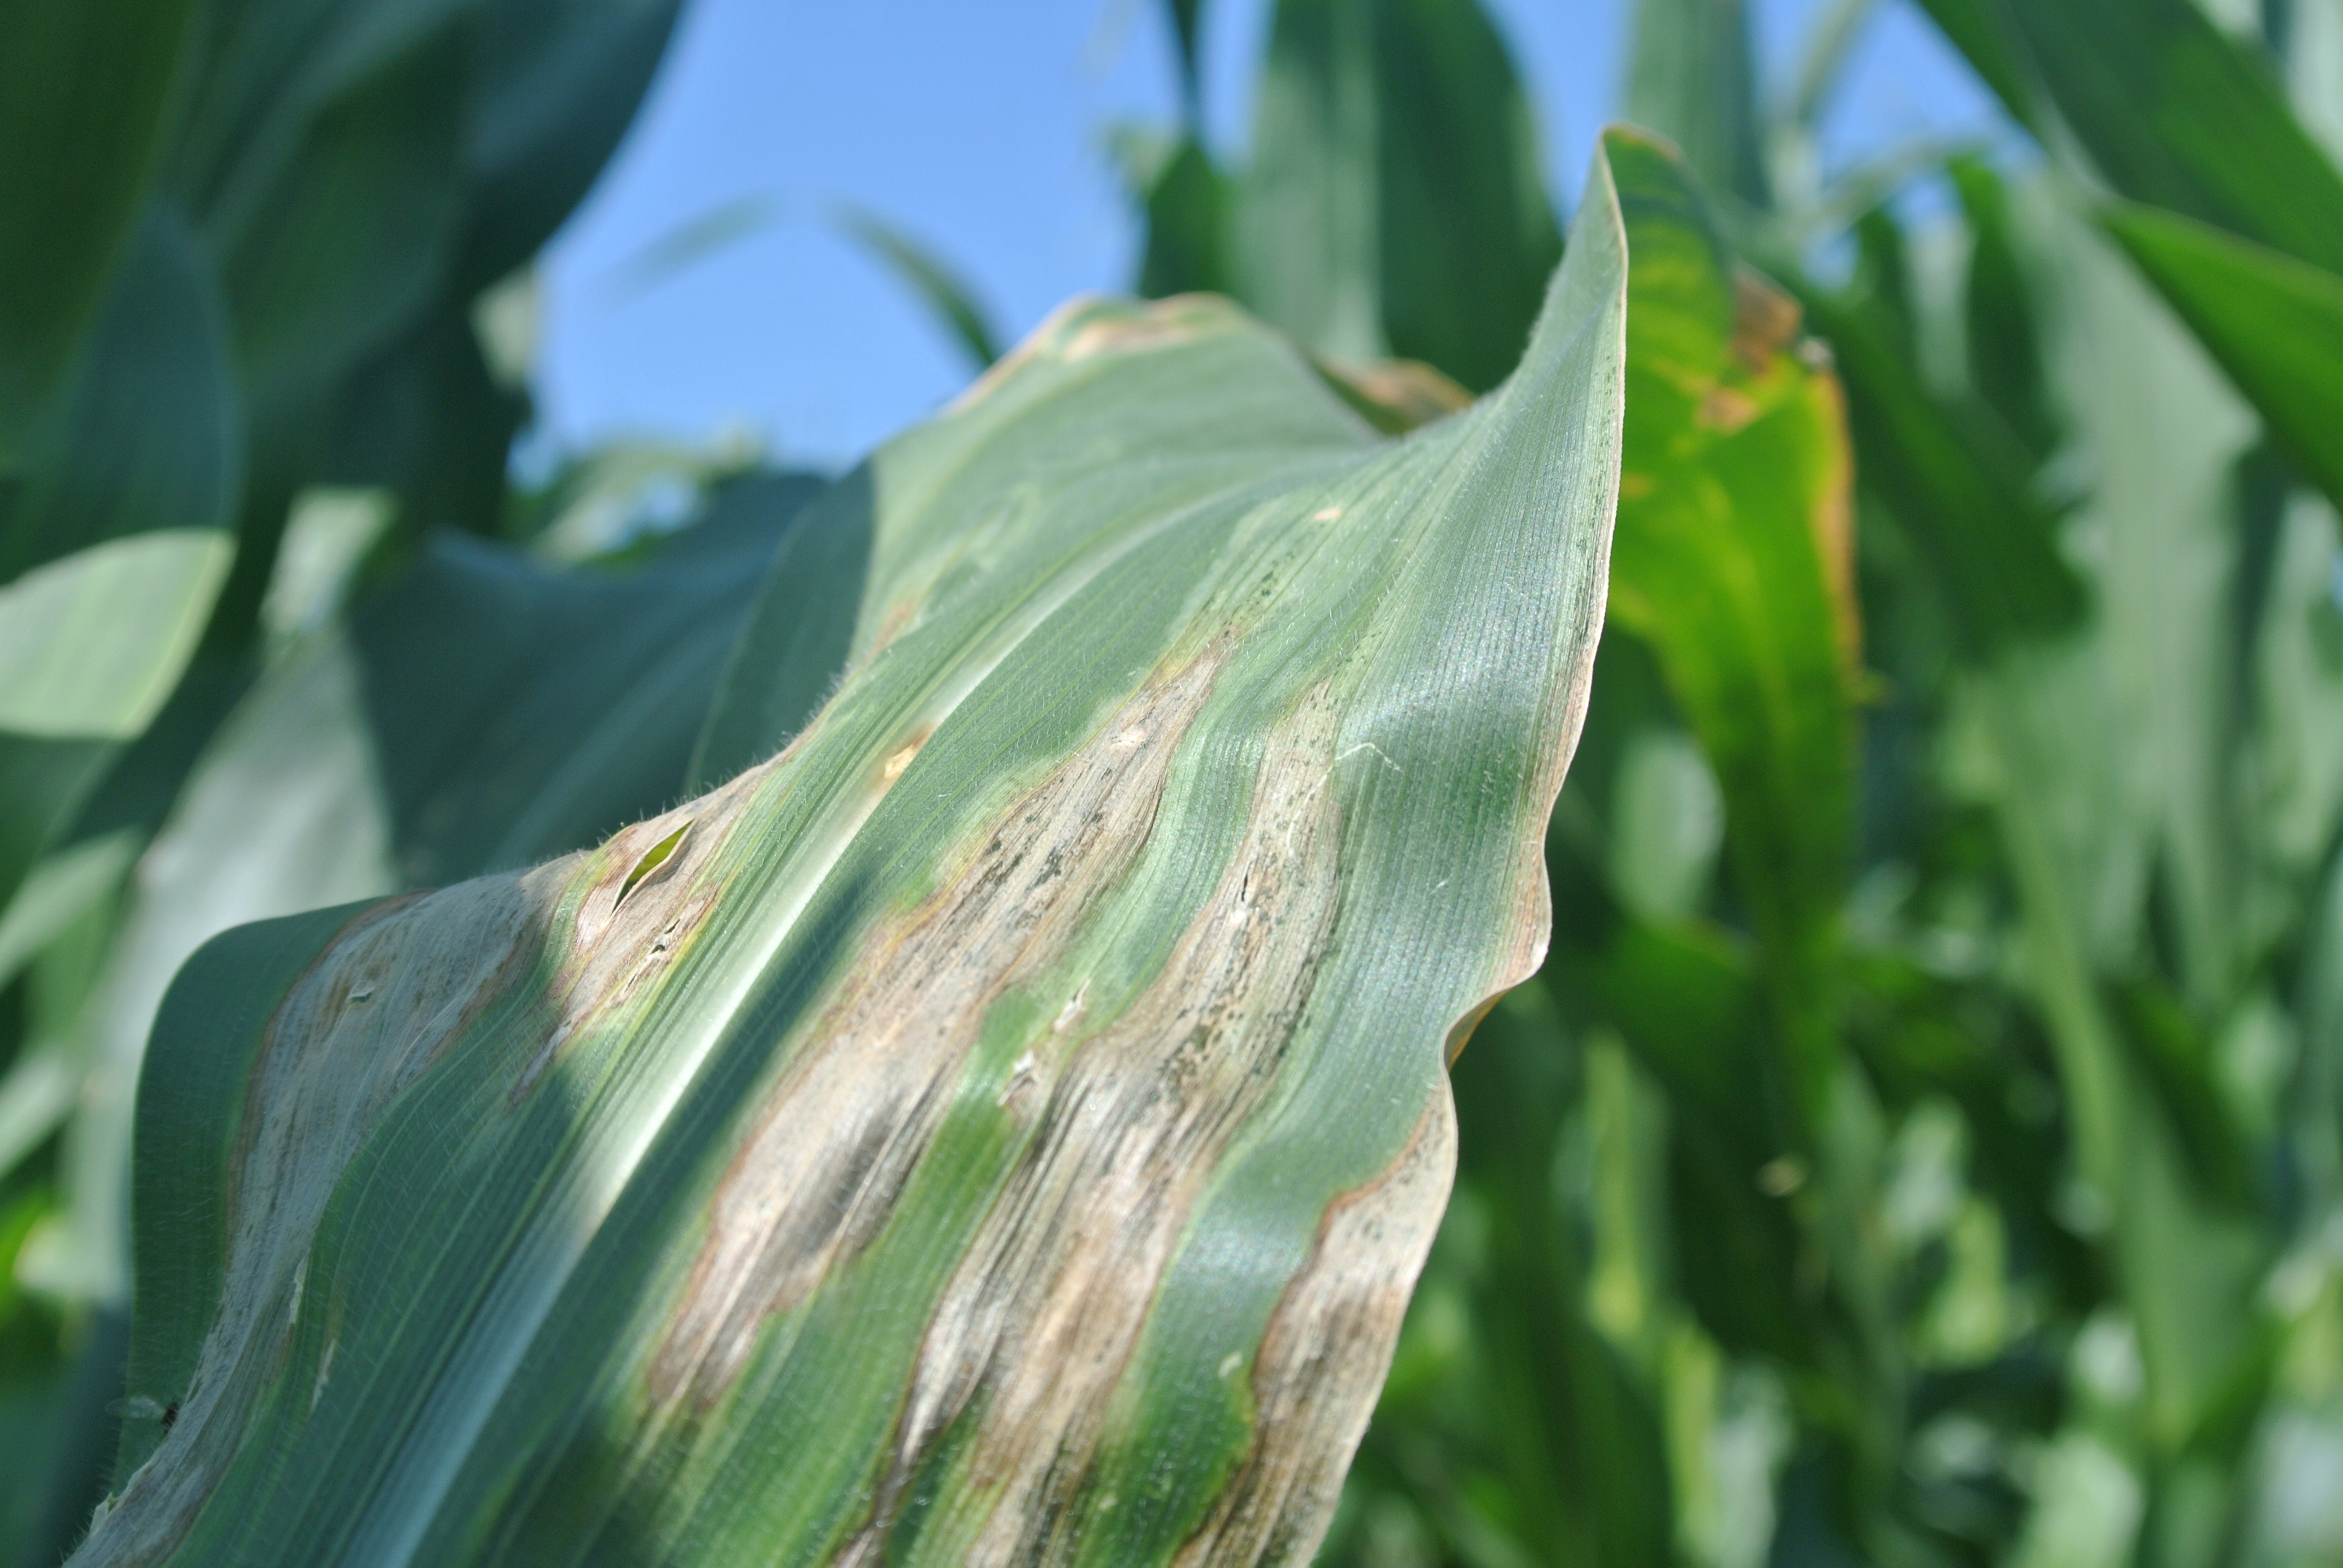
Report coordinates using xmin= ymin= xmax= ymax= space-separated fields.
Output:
xmin=2102 ymin=201 xmax=2343 ymax=514
xmin=207 ymin=32 xmax=469 ymax=432
xmin=0 ymin=204 xmax=238 ymax=921
xmin=1162 ymin=0 xmax=1207 ymax=126
xmin=0 ymin=208 xmax=243 ymax=583
xmin=1955 ymin=652 xmax=2271 ymax=1454
xmin=1623 ymin=0 xmax=1769 ymax=208
xmin=356 ymin=474 xmax=826 ymax=885
xmin=1790 ymin=276 xmax=2084 ymax=655
xmin=2049 ymin=210 xmax=2264 ymax=1010
xmin=837 ymin=210 xmax=1003 ymax=370
xmin=1912 ymin=0 xmax=2343 ymax=276
xmin=1781 ymin=0 xmax=1878 ymax=136
xmin=0 ymin=0 xmax=198 ymax=452
xmin=0 ymin=535 xmax=234 ymax=741
xmin=1604 ymin=127 xmax=1857 ymax=1105
xmin=1950 ymin=155 xmax=2057 ymax=464
xmin=0 ymin=834 xmax=140 ymax=996
xmin=0 ymin=533 xmax=231 ymax=912
xmin=455 ymin=0 xmax=686 ymax=292
xmin=1131 ymin=138 xmax=1236 ymax=301
xmin=689 ymin=475 xmax=872 ymax=790
xmin=1440 ymin=991 xmax=1680 ymax=1563
xmin=1235 ymin=0 xmax=1562 ymax=391
xmin=90 ymin=160 xmax=1627 ymax=1566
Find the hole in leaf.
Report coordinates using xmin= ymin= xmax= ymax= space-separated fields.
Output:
xmin=617 ymin=822 xmax=692 ymax=909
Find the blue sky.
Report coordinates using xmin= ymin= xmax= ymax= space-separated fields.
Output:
xmin=533 ymin=0 xmax=2003 ymax=470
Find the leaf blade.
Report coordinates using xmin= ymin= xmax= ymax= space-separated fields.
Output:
xmin=87 ymin=162 xmax=1630 ymax=1568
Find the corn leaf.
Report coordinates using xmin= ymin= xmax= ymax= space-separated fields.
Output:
xmin=456 ymin=0 xmax=686 ymax=292
xmin=82 ymin=154 xmax=1628 ymax=1567
xmin=0 ymin=0 xmax=197 ymax=451
xmin=1912 ymin=0 xmax=2343 ymax=278
xmin=2103 ymin=201 xmax=2343 ymax=514
xmin=1789 ymin=276 xmax=2083 ymax=655
xmin=1236 ymin=0 xmax=1562 ymax=391
xmin=0 ymin=209 xmax=243 ymax=585
xmin=1605 ymin=127 xmax=1857 ymax=1090
xmin=19 ymin=477 xmax=819 ymax=1307
xmin=0 ymin=210 xmax=240 ymax=918
xmin=1622 ymin=0 xmax=1768 ymax=208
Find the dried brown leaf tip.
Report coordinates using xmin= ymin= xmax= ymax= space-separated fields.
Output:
xmin=1729 ymin=267 xmax=1803 ymax=374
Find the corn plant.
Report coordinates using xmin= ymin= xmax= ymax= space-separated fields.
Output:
xmin=8 ymin=0 xmax=2343 ymax=1565
xmin=1109 ymin=0 xmax=2343 ymax=1563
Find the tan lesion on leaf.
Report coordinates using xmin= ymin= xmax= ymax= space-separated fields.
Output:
xmin=1729 ymin=267 xmax=1803 ymax=374
xmin=82 ymin=768 xmax=765 ymax=1565
xmin=1696 ymin=384 xmax=1764 ymax=434
xmin=948 ymin=295 xmax=1227 ymax=413
xmin=646 ymin=649 xmax=1244 ymax=1411
xmin=831 ymin=686 xmax=1348 ymax=1566
xmin=1060 ymin=296 xmax=1223 ymax=364
xmin=1311 ymin=355 xmax=1474 ymax=435
xmin=1799 ymin=362 xmax=1863 ymax=681
xmin=1171 ymin=1089 xmax=1456 ymax=1568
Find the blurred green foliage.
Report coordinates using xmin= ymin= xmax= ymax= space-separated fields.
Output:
xmin=7 ymin=0 xmax=2343 ymax=1562
xmin=1116 ymin=0 xmax=2343 ymax=1561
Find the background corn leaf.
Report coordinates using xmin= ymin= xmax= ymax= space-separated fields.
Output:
xmin=1127 ymin=136 xmax=1236 ymax=299
xmin=834 ymin=211 xmax=1004 ymax=371
xmin=0 ymin=0 xmax=198 ymax=453
xmin=1910 ymin=0 xmax=2343 ymax=278
xmin=0 ymin=205 xmax=240 ymax=917
xmin=0 ymin=210 xmax=241 ymax=586
xmin=0 ymin=3 xmax=701 ymax=1560
xmin=1622 ymin=0 xmax=1768 ymax=209
xmin=1605 ymin=126 xmax=1856 ymax=1108
xmin=456 ymin=0 xmax=686 ymax=294
xmin=1786 ymin=277 xmax=2083 ymax=656
xmin=81 ymin=158 xmax=1627 ymax=1567
xmin=1234 ymin=0 xmax=1561 ymax=391
xmin=358 ymin=473 xmax=827 ymax=887
xmin=2103 ymin=203 xmax=2343 ymax=513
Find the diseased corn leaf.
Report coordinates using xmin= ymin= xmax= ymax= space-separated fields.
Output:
xmin=1235 ymin=0 xmax=1562 ymax=391
xmin=2103 ymin=202 xmax=2343 ymax=514
xmin=1604 ymin=127 xmax=1856 ymax=1106
xmin=84 ymin=157 xmax=1627 ymax=1567
xmin=21 ymin=475 xmax=818 ymax=1307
